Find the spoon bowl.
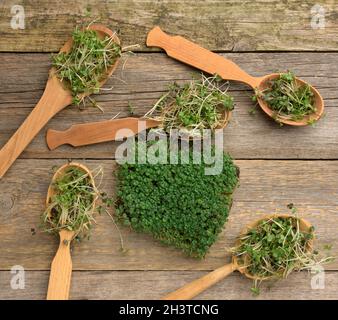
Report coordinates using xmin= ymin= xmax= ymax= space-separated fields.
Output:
xmin=0 ymin=24 xmax=120 ymax=178
xmin=55 ymin=24 xmax=120 ymax=97
xmin=163 ymin=214 xmax=313 ymax=300
xmin=234 ymin=214 xmax=313 ymax=281
xmin=46 ymin=162 xmax=97 ymax=300
xmin=46 ymin=162 xmax=97 ymax=210
xmin=256 ymin=74 xmax=324 ymax=126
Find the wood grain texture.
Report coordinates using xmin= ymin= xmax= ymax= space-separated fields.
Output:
xmin=0 ymin=71 xmax=72 ymax=178
xmin=0 ymin=52 xmax=338 ymax=159
xmin=0 ymin=270 xmax=337 ymax=300
xmin=46 ymin=230 xmax=74 ymax=300
xmin=0 ymin=159 xmax=337 ymax=271
xmin=0 ymin=1 xmax=338 ymax=52
xmin=162 ymin=263 xmax=237 ymax=300
xmin=46 ymin=118 xmax=162 ymax=150
xmin=146 ymin=26 xmax=263 ymax=87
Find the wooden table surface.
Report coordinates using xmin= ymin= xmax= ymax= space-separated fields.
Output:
xmin=0 ymin=0 xmax=337 ymax=300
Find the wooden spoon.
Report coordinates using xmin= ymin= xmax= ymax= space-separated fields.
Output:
xmin=46 ymin=162 xmax=97 ymax=300
xmin=46 ymin=117 xmax=161 ymax=150
xmin=147 ymin=27 xmax=324 ymax=126
xmin=46 ymin=108 xmax=232 ymax=150
xmin=163 ymin=214 xmax=313 ymax=300
xmin=0 ymin=24 xmax=120 ymax=178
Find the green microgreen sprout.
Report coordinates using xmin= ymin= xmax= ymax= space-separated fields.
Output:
xmin=52 ymin=26 xmax=121 ymax=108
xmin=85 ymin=5 xmax=92 ymax=17
xmin=230 ymin=213 xmax=334 ymax=296
xmin=248 ymin=106 xmax=257 ymax=116
xmin=254 ymin=71 xmax=316 ymax=121
xmin=323 ymin=244 xmax=333 ymax=251
xmin=144 ymin=74 xmax=234 ymax=137
xmin=127 ymin=101 xmax=135 ymax=116
xmin=250 ymin=286 xmax=260 ymax=296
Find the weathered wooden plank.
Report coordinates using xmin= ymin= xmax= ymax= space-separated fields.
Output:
xmin=0 ymin=52 xmax=337 ymax=159
xmin=2 ymin=52 xmax=336 ymax=101
xmin=0 ymin=270 xmax=337 ymax=300
xmin=0 ymin=159 xmax=337 ymax=271
xmin=1 ymin=105 xmax=338 ymax=160
xmin=0 ymin=1 xmax=337 ymax=52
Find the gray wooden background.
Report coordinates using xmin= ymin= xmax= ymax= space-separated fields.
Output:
xmin=0 ymin=0 xmax=337 ymax=299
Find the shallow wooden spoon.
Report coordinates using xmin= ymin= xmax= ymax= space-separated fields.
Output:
xmin=0 ymin=24 xmax=120 ymax=178
xmin=147 ymin=27 xmax=324 ymax=126
xmin=163 ymin=214 xmax=313 ymax=300
xmin=46 ymin=162 xmax=97 ymax=300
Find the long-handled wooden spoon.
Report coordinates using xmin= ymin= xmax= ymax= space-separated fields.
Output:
xmin=0 ymin=25 xmax=120 ymax=178
xmin=163 ymin=214 xmax=313 ymax=300
xmin=46 ymin=162 xmax=97 ymax=300
xmin=147 ymin=27 xmax=324 ymax=126
xmin=46 ymin=117 xmax=162 ymax=150
xmin=46 ymin=109 xmax=231 ymax=149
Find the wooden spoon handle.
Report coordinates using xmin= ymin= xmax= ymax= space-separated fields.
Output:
xmin=0 ymin=76 xmax=71 ymax=178
xmin=47 ymin=230 xmax=74 ymax=300
xmin=46 ymin=117 xmax=161 ymax=150
xmin=147 ymin=27 xmax=260 ymax=88
xmin=162 ymin=263 xmax=237 ymax=300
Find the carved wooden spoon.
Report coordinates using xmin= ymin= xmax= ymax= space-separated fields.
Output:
xmin=163 ymin=214 xmax=313 ymax=300
xmin=0 ymin=24 xmax=120 ymax=178
xmin=147 ymin=27 xmax=324 ymax=126
xmin=46 ymin=107 xmax=232 ymax=148
xmin=46 ymin=117 xmax=161 ymax=150
xmin=46 ymin=162 xmax=97 ymax=300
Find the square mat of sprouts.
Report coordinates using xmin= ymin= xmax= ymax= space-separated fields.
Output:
xmin=115 ymin=142 xmax=239 ymax=258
